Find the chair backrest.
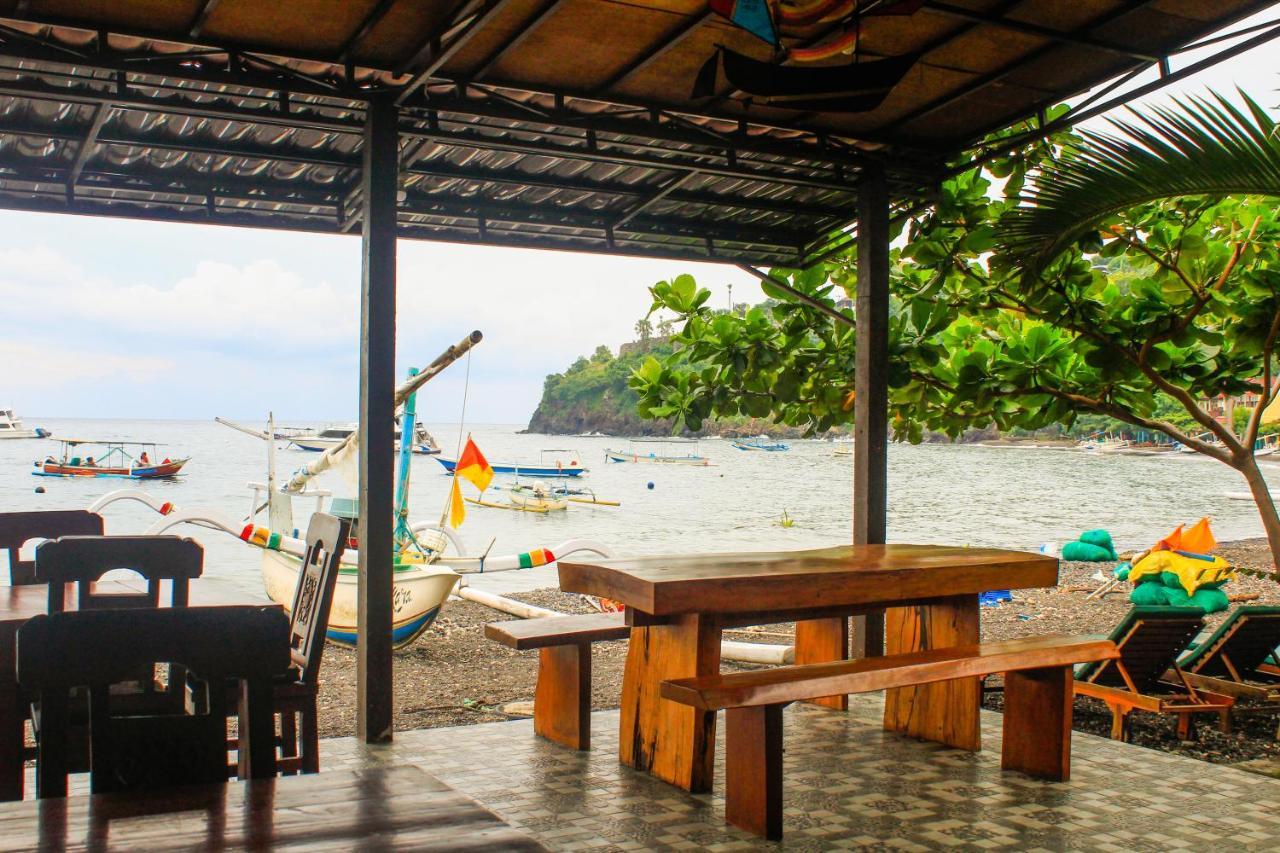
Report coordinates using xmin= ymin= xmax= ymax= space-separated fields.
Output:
xmin=35 ymin=535 xmax=203 ymax=613
xmin=1183 ymin=606 xmax=1280 ymax=679
xmin=288 ymin=513 xmax=350 ymax=687
xmin=1078 ymin=606 xmax=1204 ymax=693
xmin=16 ymin=605 xmax=290 ymax=797
xmin=0 ymin=510 xmax=103 ymax=586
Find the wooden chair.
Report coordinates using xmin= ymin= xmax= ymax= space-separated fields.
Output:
xmin=211 ymin=513 xmax=348 ymax=775
xmin=0 ymin=510 xmax=103 ymax=586
xmin=16 ymin=605 xmax=290 ymax=798
xmin=1177 ymin=606 xmax=1280 ymax=732
xmin=1074 ymin=605 xmax=1235 ymax=741
xmin=34 ymin=534 xmax=203 ymax=613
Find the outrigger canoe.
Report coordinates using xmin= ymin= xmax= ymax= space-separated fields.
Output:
xmin=434 ymin=456 xmax=586 ymax=478
xmin=34 ymin=439 xmax=188 ymax=479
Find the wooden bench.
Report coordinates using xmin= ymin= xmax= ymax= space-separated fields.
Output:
xmin=661 ymin=635 xmax=1118 ymax=840
xmin=484 ymin=613 xmax=630 ymax=750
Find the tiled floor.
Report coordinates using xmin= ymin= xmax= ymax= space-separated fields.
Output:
xmin=319 ymin=695 xmax=1280 ymax=851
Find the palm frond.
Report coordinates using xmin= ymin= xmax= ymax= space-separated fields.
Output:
xmin=998 ymin=90 xmax=1280 ymax=273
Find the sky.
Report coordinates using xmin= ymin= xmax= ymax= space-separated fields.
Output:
xmin=2 ymin=9 xmax=1278 ymax=426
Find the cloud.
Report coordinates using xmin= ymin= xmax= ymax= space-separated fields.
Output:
xmin=0 ymin=340 xmax=172 ymax=388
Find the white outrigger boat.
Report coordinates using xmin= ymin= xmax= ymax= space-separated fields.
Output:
xmin=604 ymin=437 xmax=711 ymax=465
xmin=98 ymin=333 xmax=612 ymax=650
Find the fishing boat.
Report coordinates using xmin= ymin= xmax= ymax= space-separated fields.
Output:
xmin=290 ymin=421 xmax=440 ymax=455
xmin=508 ymin=483 xmax=568 ymax=511
xmin=435 ymin=451 xmax=587 ymax=478
xmin=0 ymin=407 xmax=48 ymax=439
xmin=731 ymin=435 xmax=791 ymax=452
xmin=833 ymin=446 xmax=854 ymax=457
xmin=34 ymin=439 xmax=188 ymax=479
xmin=604 ymin=438 xmax=711 ymax=465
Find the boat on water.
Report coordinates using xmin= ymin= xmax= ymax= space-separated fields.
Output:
xmin=508 ymin=483 xmax=568 ymax=511
xmin=0 ymin=407 xmax=48 ymax=439
xmin=290 ymin=421 xmax=440 ymax=455
xmin=731 ymin=434 xmax=791 ymax=452
xmin=34 ymin=439 xmax=188 ymax=479
xmin=833 ymin=446 xmax=854 ymax=457
xmin=435 ymin=450 xmax=587 ymax=478
xmin=604 ymin=438 xmax=711 ymax=465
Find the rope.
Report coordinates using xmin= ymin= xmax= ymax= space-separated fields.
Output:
xmin=438 ymin=349 xmax=474 ymax=528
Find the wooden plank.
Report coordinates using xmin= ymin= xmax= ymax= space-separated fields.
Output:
xmin=559 ymin=545 xmax=1058 ymax=616
xmin=484 ymin=613 xmax=628 ymax=650
xmin=794 ymin=618 xmax=848 ymax=710
xmin=357 ymin=92 xmax=399 ymax=745
xmin=534 ymin=645 xmax=590 ymax=750
xmin=1002 ymin=666 xmax=1072 ymax=781
xmin=724 ymin=705 xmax=783 ymax=841
xmin=619 ymin=613 xmax=720 ymax=792
xmin=662 ymin=635 xmax=1117 ymax=711
xmin=883 ymin=595 xmax=982 ymax=750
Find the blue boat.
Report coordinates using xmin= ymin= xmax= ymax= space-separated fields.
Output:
xmin=731 ymin=435 xmax=790 ymax=452
xmin=434 ymin=455 xmax=587 ymax=478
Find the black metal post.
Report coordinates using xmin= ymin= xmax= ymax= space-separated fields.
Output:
xmin=357 ymin=93 xmax=398 ymax=744
xmin=852 ymin=163 xmax=890 ymax=658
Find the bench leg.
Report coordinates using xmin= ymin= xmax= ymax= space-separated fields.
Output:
xmin=535 ymin=645 xmax=591 ymax=750
xmin=724 ymin=705 xmax=784 ymax=841
xmin=884 ymin=595 xmax=981 ymax=751
xmin=1002 ymin=666 xmax=1071 ymax=781
xmin=794 ymin=618 xmax=849 ymax=710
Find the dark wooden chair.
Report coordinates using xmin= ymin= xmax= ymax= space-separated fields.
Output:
xmin=16 ymin=605 xmax=290 ymax=798
xmin=1074 ymin=605 xmax=1235 ymax=741
xmin=213 ymin=513 xmax=348 ymax=775
xmin=0 ymin=510 xmax=103 ymax=586
xmin=34 ymin=534 xmax=203 ymax=613
xmin=663 ymin=635 xmax=1118 ymax=840
xmin=484 ymin=612 xmax=630 ymax=750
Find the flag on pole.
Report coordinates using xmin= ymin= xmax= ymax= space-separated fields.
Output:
xmin=448 ymin=476 xmax=466 ymax=529
xmin=456 ymin=436 xmax=494 ymax=493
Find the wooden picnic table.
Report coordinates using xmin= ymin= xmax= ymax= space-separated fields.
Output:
xmin=0 ymin=578 xmax=273 ymax=802
xmin=559 ymin=544 xmax=1058 ymax=791
xmin=0 ymin=764 xmax=543 ymax=850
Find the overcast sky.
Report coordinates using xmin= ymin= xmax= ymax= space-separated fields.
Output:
xmin=3 ymin=9 xmax=1278 ymax=425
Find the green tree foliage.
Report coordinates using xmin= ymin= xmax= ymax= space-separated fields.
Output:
xmin=633 ymin=97 xmax=1280 ymax=569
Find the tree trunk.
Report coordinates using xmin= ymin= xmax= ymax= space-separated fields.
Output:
xmin=1238 ymin=454 xmax=1280 ymax=576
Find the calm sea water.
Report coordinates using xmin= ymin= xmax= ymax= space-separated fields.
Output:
xmin=3 ymin=418 xmax=1279 ymax=597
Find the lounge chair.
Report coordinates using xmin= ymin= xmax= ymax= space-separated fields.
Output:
xmin=1074 ymin=606 xmax=1234 ymax=741
xmin=1177 ymin=606 xmax=1280 ymax=733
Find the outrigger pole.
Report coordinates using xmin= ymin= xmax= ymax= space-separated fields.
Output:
xmin=283 ymin=331 xmax=483 ymax=494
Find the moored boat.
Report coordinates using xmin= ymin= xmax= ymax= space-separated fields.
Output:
xmin=0 ymin=407 xmax=47 ymax=439
xmin=731 ymin=434 xmax=790 ymax=452
xmin=604 ymin=438 xmax=710 ymax=465
xmin=34 ymin=439 xmax=188 ymax=479
xmin=435 ymin=454 xmax=587 ymax=478
xmin=291 ymin=422 xmax=440 ymax=455
xmin=508 ymin=483 xmax=569 ymax=511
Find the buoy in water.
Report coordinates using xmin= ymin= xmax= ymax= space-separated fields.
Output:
xmin=646 ymin=481 xmax=655 ymax=490
xmin=34 ymin=486 xmax=45 ymax=494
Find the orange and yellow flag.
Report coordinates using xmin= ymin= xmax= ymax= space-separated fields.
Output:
xmin=456 ymin=436 xmax=494 ymax=493
xmin=448 ymin=476 xmax=466 ymax=529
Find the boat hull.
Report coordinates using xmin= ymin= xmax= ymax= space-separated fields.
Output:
xmin=604 ymin=450 xmax=710 ymax=465
xmin=292 ymin=437 xmax=438 ymax=455
xmin=509 ymin=488 xmax=568 ymax=511
xmin=34 ymin=458 xmax=188 ymax=479
xmin=435 ymin=457 xmax=585 ymax=477
xmin=261 ymin=551 xmax=459 ymax=649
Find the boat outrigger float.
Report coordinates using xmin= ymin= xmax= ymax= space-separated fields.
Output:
xmin=34 ymin=439 xmax=188 ymax=479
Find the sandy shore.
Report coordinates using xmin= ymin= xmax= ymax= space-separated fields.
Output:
xmin=314 ymin=538 xmax=1280 ymax=767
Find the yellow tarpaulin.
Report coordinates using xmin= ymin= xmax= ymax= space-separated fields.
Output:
xmin=1128 ymin=550 xmax=1235 ymax=595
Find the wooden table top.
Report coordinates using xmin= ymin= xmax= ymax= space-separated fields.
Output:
xmin=0 ymin=765 xmax=543 ymax=851
xmin=559 ymin=544 xmax=1058 ymax=616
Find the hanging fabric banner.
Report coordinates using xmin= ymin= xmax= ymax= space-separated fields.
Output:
xmin=709 ymin=0 xmax=779 ymax=47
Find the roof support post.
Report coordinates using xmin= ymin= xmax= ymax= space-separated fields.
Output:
xmin=853 ymin=163 xmax=889 ymax=659
xmin=357 ymin=93 xmax=399 ymax=745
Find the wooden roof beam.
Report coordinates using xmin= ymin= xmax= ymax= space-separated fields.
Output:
xmin=338 ymin=0 xmax=399 ymax=63
xmin=877 ymin=0 xmax=1160 ymax=136
xmin=922 ymin=2 xmax=1159 ymax=63
xmin=595 ymin=9 xmax=713 ymax=94
xmin=469 ymin=0 xmax=565 ymax=80
xmin=187 ymin=0 xmax=221 ymax=39
xmin=395 ymin=0 xmax=516 ymax=105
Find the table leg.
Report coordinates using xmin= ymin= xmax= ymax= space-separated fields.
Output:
xmin=882 ymin=594 xmax=981 ymax=751
xmin=794 ymin=618 xmax=849 ymax=710
xmin=0 ymin=635 xmax=22 ymax=802
xmin=619 ymin=613 xmax=720 ymax=792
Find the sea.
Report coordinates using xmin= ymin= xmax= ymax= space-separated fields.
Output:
xmin=4 ymin=418 xmax=1280 ymax=598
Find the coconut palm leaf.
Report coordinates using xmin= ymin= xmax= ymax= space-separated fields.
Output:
xmin=999 ymin=91 xmax=1280 ymax=273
